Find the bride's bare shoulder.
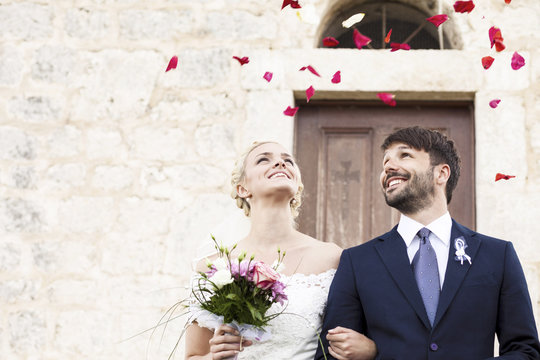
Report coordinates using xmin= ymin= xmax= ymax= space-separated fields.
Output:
xmin=297 ymin=234 xmax=342 ymax=272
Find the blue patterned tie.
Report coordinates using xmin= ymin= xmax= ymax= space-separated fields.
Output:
xmin=412 ymin=228 xmax=440 ymax=326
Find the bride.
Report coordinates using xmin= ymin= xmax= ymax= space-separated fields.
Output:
xmin=184 ymin=141 xmax=376 ymax=360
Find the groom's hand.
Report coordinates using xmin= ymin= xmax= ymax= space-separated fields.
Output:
xmin=326 ymin=326 xmax=377 ymax=360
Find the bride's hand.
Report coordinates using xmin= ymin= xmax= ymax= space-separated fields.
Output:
xmin=326 ymin=326 xmax=377 ymax=360
xmin=209 ymin=324 xmax=253 ymax=360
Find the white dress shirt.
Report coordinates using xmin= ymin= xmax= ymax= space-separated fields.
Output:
xmin=397 ymin=212 xmax=452 ymax=288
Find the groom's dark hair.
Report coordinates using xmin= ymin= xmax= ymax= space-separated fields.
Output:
xmin=381 ymin=126 xmax=461 ymax=204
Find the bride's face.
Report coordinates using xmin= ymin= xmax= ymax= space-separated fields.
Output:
xmin=238 ymin=143 xmax=300 ymax=202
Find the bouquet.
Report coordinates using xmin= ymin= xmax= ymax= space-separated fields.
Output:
xmin=190 ymin=235 xmax=288 ymax=343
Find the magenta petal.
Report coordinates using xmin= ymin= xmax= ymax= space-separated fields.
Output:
xmin=426 ymin=14 xmax=449 ymax=27
xmin=263 ymin=71 xmax=273 ymax=82
xmin=489 ymin=99 xmax=501 ymax=108
xmin=299 ymin=65 xmax=321 ymax=77
xmin=511 ymin=52 xmax=525 ymax=70
xmin=306 ymin=86 xmax=315 ymax=102
xmin=233 ymin=56 xmax=249 ymax=65
xmin=165 ymin=55 xmax=178 ymax=72
xmin=331 ymin=71 xmax=341 ymax=84
xmin=377 ymin=93 xmax=397 ymax=107
xmin=453 ymin=1 xmax=475 ymax=13
xmin=283 ymin=106 xmax=299 ymax=116
xmin=390 ymin=42 xmax=410 ymax=52
xmin=482 ymin=56 xmax=495 ymax=69
xmin=353 ymin=29 xmax=372 ymax=49
xmin=323 ymin=37 xmax=340 ymax=47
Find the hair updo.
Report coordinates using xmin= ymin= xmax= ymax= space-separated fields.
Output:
xmin=230 ymin=141 xmax=304 ymax=218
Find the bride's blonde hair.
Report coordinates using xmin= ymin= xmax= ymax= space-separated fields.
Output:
xmin=230 ymin=141 xmax=304 ymax=218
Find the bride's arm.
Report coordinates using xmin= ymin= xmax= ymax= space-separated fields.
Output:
xmin=326 ymin=326 xmax=377 ymax=360
xmin=185 ymin=322 xmax=252 ymax=360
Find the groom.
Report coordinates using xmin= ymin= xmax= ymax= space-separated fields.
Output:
xmin=315 ymin=126 xmax=540 ymax=359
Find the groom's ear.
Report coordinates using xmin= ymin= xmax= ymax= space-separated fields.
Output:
xmin=434 ymin=163 xmax=451 ymax=186
xmin=236 ymin=184 xmax=251 ymax=199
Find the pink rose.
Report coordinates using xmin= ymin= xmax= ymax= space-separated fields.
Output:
xmin=252 ymin=262 xmax=280 ymax=290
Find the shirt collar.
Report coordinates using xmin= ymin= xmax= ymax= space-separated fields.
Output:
xmin=397 ymin=212 xmax=452 ymax=248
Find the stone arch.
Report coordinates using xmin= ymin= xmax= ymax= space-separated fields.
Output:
xmin=317 ymin=0 xmax=463 ymax=50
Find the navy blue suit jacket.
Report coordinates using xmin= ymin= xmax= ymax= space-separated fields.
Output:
xmin=315 ymin=221 xmax=540 ymax=360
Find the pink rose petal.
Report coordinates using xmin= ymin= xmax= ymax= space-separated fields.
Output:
xmin=165 ymin=55 xmax=178 ymax=72
xmin=377 ymin=93 xmax=396 ymax=107
xmin=482 ymin=56 xmax=495 ymax=69
xmin=390 ymin=42 xmax=411 ymax=52
xmin=323 ymin=37 xmax=340 ymax=47
xmin=495 ymin=173 xmax=515 ymax=181
xmin=331 ymin=71 xmax=341 ymax=84
xmin=426 ymin=14 xmax=449 ymax=27
xmin=489 ymin=27 xmax=505 ymax=52
xmin=283 ymin=106 xmax=299 ymax=116
xmin=263 ymin=72 xmax=273 ymax=82
xmin=511 ymin=51 xmax=525 ymax=70
xmin=299 ymin=65 xmax=321 ymax=77
xmin=353 ymin=29 xmax=371 ymax=49
xmin=489 ymin=99 xmax=501 ymax=108
xmin=453 ymin=1 xmax=475 ymax=13
xmin=306 ymin=86 xmax=315 ymax=102
xmin=233 ymin=56 xmax=249 ymax=65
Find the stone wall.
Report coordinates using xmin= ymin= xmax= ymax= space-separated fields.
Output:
xmin=0 ymin=0 xmax=538 ymax=358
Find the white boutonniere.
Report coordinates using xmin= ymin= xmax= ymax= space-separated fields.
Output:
xmin=454 ymin=237 xmax=472 ymax=265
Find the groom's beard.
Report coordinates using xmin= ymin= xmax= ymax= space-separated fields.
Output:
xmin=384 ymin=167 xmax=435 ymax=215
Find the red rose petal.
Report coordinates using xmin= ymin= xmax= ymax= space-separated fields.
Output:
xmin=299 ymin=65 xmax=321 ymax=77
xmin=495 ymin=173 xmax=515 ymax=181
xmin=482 ymin=56 xmax=495 ymax=69
xmin=384 ymin=29 xmax=392 ymax=44
xmin=453 ymin=1 xmax=475 ymax=13
xmin=390 ymin=42 xmax=411 ymax=52
xmin=323 ymin=37 xmax=340 ymax=47
xmin=511 ymin=52 xmax=525 ymax=70
xmin=290 ymin=1 xmax=301 ymax=8
xmin=281 ymin=0 xmax=301 ymax=9
xmin=489 ymin=27 xmax=505 ymax=52
xmin=353 ymin=29 xmax=372 ymax=49
xmin=165 ymin=55 xmax=178 ymax=72
xmin=233 ymin=56 xmax=249 ymax=65
xmin=504 ymin=0 xmax=511 ymax=3
xmin=263 ymin=72 xmax=273 ymax=82
xmin=331 ymin=71 xmax=341 ymax=84
xmin=489 ymin=99 xmax=501 ymax=108
xmin=306 ymin=86 xmax=315 ymax=103
xmin=283 ymin=106 xmax=299 ymax=116
xmin=426 ymin=14 xmax=449 ymax=27
xmin=377 ymin=93 xmax=396 ymax=107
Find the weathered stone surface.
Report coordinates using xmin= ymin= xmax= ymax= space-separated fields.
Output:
xmin=8 ymin=96 xmax=63 ymax=123
xmin=54 ymin=310 xmax=112 ymax=355
xmin=0 ymin=3 xmax=53 ymax=40
xmin=45 ymin=163 xmax=87 ymax=191
xmin=64 ymin=8 xmax=113 ymax=39
xmin=7 ymin=166 xmax=37 ymax=189
xmin=0 ymin=45 xmax=23 ymax=86
xmin=0 ymin=279 xmax=39 ymax=303
xmin=57 ymin=197 xmax=116 ymax=234
xmin=194 ymin=124 xmax=236 ymax=158
xmin=0 ymin=240 xmax=22 ymax=271
xmin=9 ymin=311 xmax=46 ymax=353
xmin=92 ymin=165 xmax=134 ymax=191
xmin=47 ymin=125 xmax=83 ymax=158
xmin=46 ymin=279 xmax=99 ymax=304
xmin=31 ymin=46 xmax=76 ymax=84
xmin=117 ymin=197 xmax=171 ymax=236
xmin=32 ymin=240 xmax=98 ymax=273
xmin=204 ymin=10 xmax=277 ymax=40
xmin=0 ymin=127 xmax=37 ymax=160
xmin=0 ymin=198 xmax=43 ymax=233
xmin=119 ymin=9 xmax=194 ymax=39
xmin=130 ymin=126 xmax=186 ymax=162
xmin=86 ymin=128 xmax=125 ymax=160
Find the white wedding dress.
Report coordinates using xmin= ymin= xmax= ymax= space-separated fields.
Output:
xmin=191 ymin=268 xmax=336 ymax=359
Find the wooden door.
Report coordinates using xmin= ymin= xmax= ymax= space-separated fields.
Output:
xmin=294 ymin=102 xmax=475 ymax=248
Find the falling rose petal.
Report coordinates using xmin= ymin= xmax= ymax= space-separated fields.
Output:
xmin=377 ymin=93 xmax=397 ymax=107
xmin=390 ymin=42 xmax=411 ymax=52
xmin=263 ymin=72 xmax=273 ymax=82
xmin=233 ymin=56 xmax=249 ymax=65
xmin=353 ymin=29 xmax=372 ymax=49
xmin=306 ymin=86 xmax=315 ymax=102
xmin=511 ymin=52 xmax=525 ymax=70
xmin=299 ymin=65 xmax=321 ymax=77
xmin=331 ymin=71 xmax=341 ymax=84
xmin=290 ymin=1 xmax=301 ymax=9
xmin=426 ymin=14 xmax=449 ymax=27
xmin=489 ymin=27 xmax=505 ymax=52
xmin=323 ymin=37 xmax=340 ymax=47
xmin=482 ymin=56 xmax=495 ymax=69
xmin=489 ymin=99 xmax=501 ymax=108
xmin=504 ymin=0 xmax=511 ymax=3
xmin=283 ymin=106 xmax=299 ymax=116
xmin=165 ymin=55 xmax=178 ymax=72
xmin=385 ymin=29 xmax=393 ymax=44
xmin=453 ymin=1 xmax=475 ymax=13
xmin=281 ymin=0 xmax=301 ymax=9
xmin=495 ymin=173 xmax=516 ymax=181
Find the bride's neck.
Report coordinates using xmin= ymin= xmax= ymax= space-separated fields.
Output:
xmin=246 ymin=204 xmax=296 ymax=246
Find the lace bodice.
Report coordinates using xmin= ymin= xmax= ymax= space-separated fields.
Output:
xmin=192 ymin=269 xmax=336 ymax=359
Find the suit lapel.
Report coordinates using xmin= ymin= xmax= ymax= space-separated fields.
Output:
xmin=433 ymin=220 xmax=481 ymax=328
xmin=374 ymin=227 xmax=431 ymax=330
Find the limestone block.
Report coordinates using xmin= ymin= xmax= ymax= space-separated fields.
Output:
xmin=161 ymin=48 xmax=230 ymax=89
xmin=8 ymin=95 xmax=64 ymax=124
xmin=70 ymin=50 xmax=162 ymax=122
xmin=0 ymin=279 xmax=39 ymax=303
xmin=64 ymin=8 xmax=113 ymax=39
xmin=204 ymin=10 xmax=277 ymax=40
xmin=144 ymin=164 xmax=228 ymax=191
xmin=130 ymin=126 xmax=186 ymax=162
xmin=139 ymin=167 xmax=197 ymax=202
xmin=8 ymin=311 xmax=46 ymax=354
xmin=32 ymin=46 xmax=76 ymax=84
xmin=0 ymin=126 xmax=37 ymax=160
xmin=149 ymin=93 xmax=236 ymax=123
xmin=239 ymin=50 xmax=285 ymax=90
xmin=0 ymin=3 xmax=53 ymax=40
xmin=47 ymin=125 xmax=83 ymax=158
xmin=6 ymin=166 xmax=37 ymax=189
xmin=195 ymin=124 xmax=236 ymax=158
xmin=86 ymin=128 xmax=125 ymax=160
xmin=0 ymin=45 xmax=23 ymax=86
xmin=0 ymin=198 xmax=43 ymax=233
xmin=119 ymin=9 xmax=194 ymax=40
xmin=32 ymin=240 xmax=98 ymax=274
xmin=44 ymin=163 xmax=87 ymax=191
xmin=0 ymin=240 xmax=22 ymax=271
xmin=54 ymin=310 xmax=112 ymax=355
xmin=46 ymin=279 xmax=99 ymax=304
xmin=483 ymin=52 xmax=530 ymax=91
xmin=117 ymin=197 xmax=171 ymax=237
xmin=57 ymin=197 xmax=116 ymax=234
xmin=105 ymin=275 xmax=184 ymax=309
xmin=91 ymin=165 xmax=134 ymax=191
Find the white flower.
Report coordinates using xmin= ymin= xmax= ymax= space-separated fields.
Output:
xmin=210 ymin=269 xmax=234 ymax=289
xmin=212 ymin=257 xmax=228 ymax=271
xmin=272 ymin=260 xmax=286 ymax=273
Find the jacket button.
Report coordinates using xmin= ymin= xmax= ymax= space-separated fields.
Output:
xmin=430 ymin=343 xmax=439 ymax=351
